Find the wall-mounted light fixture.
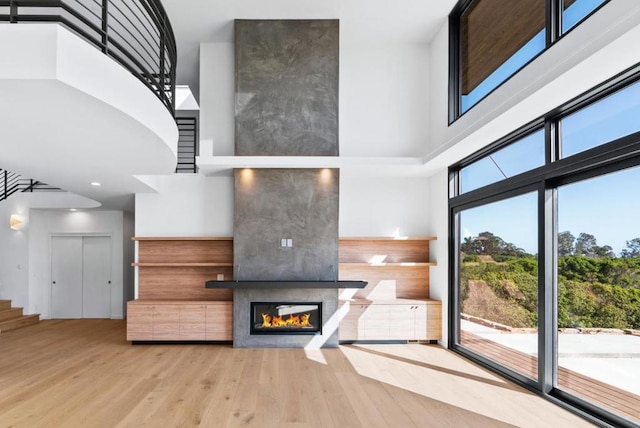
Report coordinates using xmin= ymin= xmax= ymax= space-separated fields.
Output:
xmin=9 ymin=214 xmax=23 ymax=231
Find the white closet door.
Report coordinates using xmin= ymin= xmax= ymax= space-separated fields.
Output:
xmin=82 ymin=236 xmax=111 ymax=318
xmin=51 ymin=236 xmax=83 ymax=318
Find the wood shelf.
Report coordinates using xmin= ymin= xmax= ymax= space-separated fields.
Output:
xmin=133 ymin=237 xmax=233 ymax=241
xmin=132 ymin=262 xmax=233 ymax=267
xmin=339 ymin=262 xmax=437 ymax=267
xmin=339 ymin=237 xmax=437 ymax=241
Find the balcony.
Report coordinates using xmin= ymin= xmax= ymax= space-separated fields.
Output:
xmin=0 ymin=1 xmax=179 ymax=209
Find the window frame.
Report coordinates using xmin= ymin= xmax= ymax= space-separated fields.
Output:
xmin=449 ymin=0 xmax=610 ymax=123
xmin=448 ymin=63 xmax=640 ymax=428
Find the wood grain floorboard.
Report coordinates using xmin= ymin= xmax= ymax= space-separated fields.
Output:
xmin=0 ymin=320 xmax=595 ymax=427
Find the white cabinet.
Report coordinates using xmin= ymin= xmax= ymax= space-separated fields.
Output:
xmin=339 ymin=299 xmax=441 ymax=342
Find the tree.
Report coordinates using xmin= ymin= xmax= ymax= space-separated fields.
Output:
xmin=575 ymin=233 xmax=597 ymax=257
xmin=621 ymin=238 xmax=640 ymax=258
xmin=460 ymin=231 xmax=527 ymax=257
xmin=593 ymin=245 xmax=615 ymax=259
xmin=558 ymin=231 xmax=575 ymax=257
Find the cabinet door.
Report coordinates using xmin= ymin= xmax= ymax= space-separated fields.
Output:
xmin=180 ymin=305 xmax=206 ymax=340
xmin=426 ymin=302 xmax=442 ymax=341
xmin=339 ymin=301 xmax=367 ymax=341
xmin=361 ymin=305 xmax=390 ymax=340
xmin=413 ymin=304 xmax=428 ymax=341
xmin=205 ymin=303 xmax=232 ymax=340
xmin=153 ymin=305 xmax=180 ymax=340
xmin=127 ymin=303 xmax=154 ymax=341
xmin=389 ymin=304 xmax=416 ymax=340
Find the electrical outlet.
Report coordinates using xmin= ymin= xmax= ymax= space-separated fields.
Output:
xmin=287 ymin=239 xmax=293 ymax=247
xmin=281 ymin=238 xmax=287 ymax=247
xmin=217 ymin=273 xmax=224 ymax=281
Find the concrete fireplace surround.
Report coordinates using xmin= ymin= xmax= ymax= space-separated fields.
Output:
xmin=233 ymin=288 xmax=339 ymax=348
xmin=233 ymin=19 xmax=341 ymax=348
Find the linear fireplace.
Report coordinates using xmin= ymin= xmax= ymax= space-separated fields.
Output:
xmin=251 ymin=302 xmax=322 ymax=335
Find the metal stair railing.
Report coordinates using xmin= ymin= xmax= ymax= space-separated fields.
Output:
xmin=1 ymin=169 xmax=61 ymax=203
xmin=175 ymin=117 xmax=198 ymax=174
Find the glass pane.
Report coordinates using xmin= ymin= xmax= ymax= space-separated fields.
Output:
xmin=561 ymin=79 xmax=640 ymax=158
xmin=557 ymin=166 xmax=640 ymax=424
xmin=460 ymin=129 xmax=545 ymax=194
xmin=563 ymin=0 xmax=608 ymax=33
xmin=459 ymin=192 xmax=539 ymax=380
xmin=460 ymin=0 xmax=546 ymax=113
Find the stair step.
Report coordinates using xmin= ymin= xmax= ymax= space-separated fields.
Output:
xmin=0 ymin=307 xmax=23 ymax=321
xmin=0 ymin=300 xmax=11 ymax=310
xmin=0 ymin=314 xmax=40 ymax=333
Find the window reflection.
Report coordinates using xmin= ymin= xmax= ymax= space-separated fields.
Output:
xmin=460 ymin=129 xmax=544 ymax=194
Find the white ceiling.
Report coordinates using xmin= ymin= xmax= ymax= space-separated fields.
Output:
xmin=161 ymin=0 xmax=458 ymax=100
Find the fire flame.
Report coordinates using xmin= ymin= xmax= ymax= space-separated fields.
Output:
xmin=261 ymin=312 xmax=313 ymax=328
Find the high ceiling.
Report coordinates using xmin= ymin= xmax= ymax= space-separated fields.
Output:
xmin=161 ymin=0 xmax=458 ymax=100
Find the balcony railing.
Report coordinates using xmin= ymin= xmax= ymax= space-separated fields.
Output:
xmin=1 ymin=169 xmax=61 ymax=202
xmin=0 ymin=0 xmax=177 ymax=115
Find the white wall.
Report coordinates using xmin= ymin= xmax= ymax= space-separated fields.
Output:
xmin=135 ymin=174 xmax=234 ymax=237
xmin=426 ymin=169 xmax=449 ymax=346
xmin=340 ymin=43 xmax=429 ymax=157
xmin=199 ymin=43 xmax=235 ymax=156
xmin=200 ymin=41 xmax=431 ymax=158
xmin=28 ymin=210 xmax=124 ymax=319
xmin=0 ymin=199 xmax=30 ymax=310
xmin=339 ymin=175 xmax=430 ymax=237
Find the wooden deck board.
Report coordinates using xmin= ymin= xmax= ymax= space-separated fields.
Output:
xmin=461 ymin=330 xmax=640 ymax=423
xmin=0 ymin=320 xmax=593 ymax=427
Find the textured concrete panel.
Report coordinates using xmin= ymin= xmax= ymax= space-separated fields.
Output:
xmin=235 ymin=20 xmax=339 ymax=156
xmin=234 ymin=287 xmax=338 ymax=348
xmin=234 ymin=168 xmax=339 ymax=281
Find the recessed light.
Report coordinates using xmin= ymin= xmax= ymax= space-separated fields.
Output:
xmin=90 ymin=182 xmax=101 ymax=186
xmin=69 ymin=208 xmax=77 ymax=212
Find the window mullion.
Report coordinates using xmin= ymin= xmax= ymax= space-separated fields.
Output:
xmin=547 ymin=0 xmax=561 ymax=46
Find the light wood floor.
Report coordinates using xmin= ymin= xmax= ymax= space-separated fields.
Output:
xmin=0 ymin=320 xmax=593 ymax=427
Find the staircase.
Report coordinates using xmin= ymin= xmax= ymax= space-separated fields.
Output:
xmin=0 ymin=300 xmax=40 ymax=333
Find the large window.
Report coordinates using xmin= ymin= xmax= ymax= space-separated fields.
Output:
xmin=450 ymin=0 xmax=609 ymax=119
xmin=450 ymin=71 xmax=640 ymax=427
xmin=458 ymin=192 xmax=539 ymax=380
xmin=557 ymin=167 xmax=640 ymax=420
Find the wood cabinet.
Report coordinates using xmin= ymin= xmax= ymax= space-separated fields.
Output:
xmin=339 ymin=299 xmax=441 ymax=341
xmin=127 ymin=301 xmax=232 ymax=341
xmin=338 ymin=237 xmax=442 ymax=342
xmin=128 ymin=236 xmax=442 ymax=344
xmin=128 ymin=237 xmax=234 ymax=342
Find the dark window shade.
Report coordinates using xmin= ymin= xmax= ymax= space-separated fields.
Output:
xmin=460 ymin=0 xmax=545 ymax=95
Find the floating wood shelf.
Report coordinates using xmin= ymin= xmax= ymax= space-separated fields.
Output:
xmin=339 ymin=237 xmax=437 ymax=241
xmin=339 ymin=262 xmax=437 ymax=267
xmin=206 ymin=280 xmax=368 ymax=289
xmin=133 ymin=237 xmax=233 ymax=241
xmin=132 ymin=262 xmax=233 ymax=267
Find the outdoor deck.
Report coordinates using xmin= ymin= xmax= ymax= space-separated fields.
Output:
xmin=461 ymin=330 xmax=640 ymax=423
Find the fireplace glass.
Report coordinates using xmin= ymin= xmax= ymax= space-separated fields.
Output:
xmin=251 ymin=302 xmax=322 ymax=335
